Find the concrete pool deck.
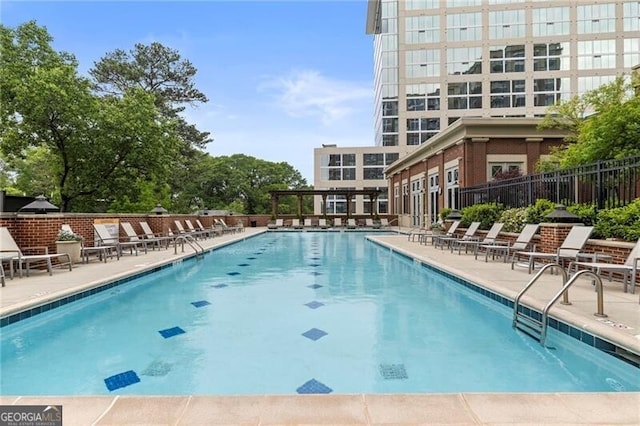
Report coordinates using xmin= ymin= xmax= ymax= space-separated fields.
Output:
xmin=1 ymin=227 xmax=639 ymax=425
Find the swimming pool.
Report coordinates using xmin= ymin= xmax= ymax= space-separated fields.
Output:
xmin=1 ymin=232 xmax=638 ymax=395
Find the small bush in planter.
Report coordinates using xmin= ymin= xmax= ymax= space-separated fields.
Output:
xmin=56 ymin=229 xmax=83 ymax=242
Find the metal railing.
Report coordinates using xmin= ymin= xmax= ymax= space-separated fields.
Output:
xmin=461 ymin=156 xmax=640 ymax=209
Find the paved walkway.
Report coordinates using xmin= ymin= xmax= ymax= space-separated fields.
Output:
xmin=1 ymin=227 xmax=639 ymax=425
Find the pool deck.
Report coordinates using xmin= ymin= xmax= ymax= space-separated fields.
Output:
xmin=1 ymin=227 xmax=639 ymax=425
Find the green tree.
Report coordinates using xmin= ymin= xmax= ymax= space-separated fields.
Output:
xmin=538 ymin=75 xmax=640 ymax=167
xmin=0 ymin=22 xmax=180 ymax=211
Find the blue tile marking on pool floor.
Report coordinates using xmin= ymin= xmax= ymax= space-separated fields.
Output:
xmin=211 ymin=284 xmax=228 ymax=289
xmin=227 ymin=272 xmax=240 ymax=276
xmin=104 ymin=370 xmax=141 ymax=391
xmin=302 ymin=328 xmax=327 ymax=341
xmin=305 ymin=301 xmax=324 ymax=309
xmin=237 ymin=263 xmax=250 ymax=267
xmin=296 ymin=378 xmax=333 ymax=394
xmin=307 ymin=284 xmax=323 ymax=289
xmin=191 ymin=300 xmax=211 ymax=308
xmin=159 ymin=326 xmax=185 ymax=338
xmin=379 ymin=364 xmax=408 ymax=380
xmin=309 ymin=264 xmax=320 ymax=267
xmin=246 ymin=257 xmax=256 ymax=260
xmin=310 ymin=271 xmax=322 ymax=276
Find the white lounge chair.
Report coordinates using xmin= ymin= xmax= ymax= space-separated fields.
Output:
xmin=431 ymin=220 xmax=461 ymax=247
xmin=380 ymin=218 xmax=390 ymax=228
xmin=0 ymin=227 xmax=72 ymax=280
xmin=318 ymin=218 xmax=330 ymax=229
xmin=140 ymin=221 xmax=174 ymax=249
xmin=347 ymin=218 xmax=357 ymax=229
xmin=304 ymin=218 xmax=314 ymax=228
xmin=291 ymin=218 xmax=303 ymax=229
xmin=365 ymin=218 xmax=381 ymax=229
xmin=454 ymin=222 xmax=504 ymax=256
xmin=569 ymin=237 xmax=640 ymax=294
xmin=185 ymin=219 xmax=210 ymax=239
xmin=435 ymin=221 xmax=478 ymax=250
xmin=333 ymin=218 xmax=343 ymax=228
xmin=62 ymin=224 xmax=119 ymax=262
xmin=94 ymin=223 xmax=146 ymax=256
xmin=268 ymin=218 xmax=284 ymax=229
xmin=479 ymin=223 xmax=539 ymax=262
xmin=512 ymin=225 xmax=594 ymax=274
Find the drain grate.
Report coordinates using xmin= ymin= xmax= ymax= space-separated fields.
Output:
xmin=379 ymin=364 xmax=408 ymax=380
xmin=302 ymin=328 xmax=327 ymax=341
xmin=191 ymin=300 xmax=210 ymax=308
xmin=296 ymin=378 xmax=333 ymax=394
xmin=104 ymin=370 xmax=140 ymax=391
xmin=307 ymin=284 xmax=323 ymax=289
xmin=158 ymin=326 xmax=185 ymax=339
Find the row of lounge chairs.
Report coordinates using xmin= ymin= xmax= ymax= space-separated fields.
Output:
xmin=0 ymin=218 xmax=243 ymax=285
xmin=410 ymin=221 xmax=639 ymax=297
xmin=268 ymin=218 xmax=389 ymax=230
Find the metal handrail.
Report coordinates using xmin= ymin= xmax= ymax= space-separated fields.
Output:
xmin=540 ymin=270 xmax=606 ymax=345
xmin=173 ymin=235 xmax=204 ymax=256
xmin=512 ymin=263 xmax=568 ymax=329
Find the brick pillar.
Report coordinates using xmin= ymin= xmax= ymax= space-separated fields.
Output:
xmin=539 ymin=222 xmax=577 ymax=253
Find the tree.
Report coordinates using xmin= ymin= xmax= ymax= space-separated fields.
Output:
xmin=0 ymin=22 xmax=180 ymax=211
xmin=90 ymin=42 xmax=211 ymax=149
xmin=538 ymin=75 xmax=640 ymax=167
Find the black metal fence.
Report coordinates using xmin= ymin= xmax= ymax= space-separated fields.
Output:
xmin=461 ymin=156 xmax=640 ymax=209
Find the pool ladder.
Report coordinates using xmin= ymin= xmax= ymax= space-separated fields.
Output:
xmin=513 ymin=263 xmax=607 ymax=347
xmin=173 ymin=234 xmax=205 ymax=257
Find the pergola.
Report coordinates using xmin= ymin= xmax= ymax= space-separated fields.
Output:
xmin=268 ymin=188 xmax=382 ymax=219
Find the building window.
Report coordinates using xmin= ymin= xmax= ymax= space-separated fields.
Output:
xmin=383 ymin=117 xmax=398 ymax=133
xmin=489 ymin=9 xmax=525 ymax=39
xmin=445 ymin=167 xmax=459 ymax=210
xmin=428 ymin=173 xmax=440 ymax=225
xmin=534 ymin=42 xmax=570 ymax=72
xmin=320 ymin=154 xmax=356 ymax=181
xmin=532 ymin=6 xmax=570 ymax=36
xmin=383 ymin=101 xmax=398 ymax=116
xmin=533 ymin=78 xmax=570 ymax=107
xmin=394 ymin=185 xmax=400 ymax=214
xmin=446 ymin=12 xmax=482 ymax=42
xmin=405 ymin=15 xmax=439 ymax=44
xmin=406 ymin=0 xmax=439 ymax=10
xmin=406 ymin=83 xmax=440 ymax=111
xmin=406 ymin=118 xmax=440 ymax=145
xmin=447 ymin=82 xmax=482 ymax=110
xmin=577 ymin=75 xmax=616 ymax=96
xmin=363 ymin=187 xmax=388 ymax=214
xmin=490 ymin=45 xmax=525 ymax=73
xmin=624 ymin=2 xmax=640 ymax=31
xmin=577 ymin=3 xmax=616 ymax=34
xmin=406 ymin=49 xmax=440 ymax=78
xmin=402 ymin=183 xmax=409 ymax=214
xmin=490 ymin=80 xmax=525 ymax=108
xmin=447 ymin=0 xmax=481 ymax=7
xmin=489 ymin=162 xmax=523 ymax=180
xmin=624 ymin=38 xmax=640 ymax=68
xmin=383 ymin=135 xmax=398 ymax=146
xmin=577 ymin=40 xmax=616 ymax=70
xmin=447 ymin=47 xmax=482 ymax=75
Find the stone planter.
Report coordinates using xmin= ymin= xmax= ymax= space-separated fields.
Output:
xmin=55 ymin=241 xmax=82 ymax=264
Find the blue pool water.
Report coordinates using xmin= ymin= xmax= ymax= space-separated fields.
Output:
xmin=1 ymin=232 xmax=638 ymax=395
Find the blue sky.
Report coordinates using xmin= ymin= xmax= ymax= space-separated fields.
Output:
xmin=1 ymin=0 xmax=374 ymax=182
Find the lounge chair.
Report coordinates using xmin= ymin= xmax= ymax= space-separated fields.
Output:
xmin=62 ymin=224 xmax=119 ymax=262
xmin=0 ymin=227 xmax=72 ymax=280
xmin=568 ymin=237 xmax=640 ymax=294
xmin=185 ymin=219 xmax=211 ymax=239
xmin=478 ymin=223 xmax=539 ymax=262
xmin=195 ymin=219 xmax=217 ymax=238
xmin=120 ymin=222 xmax=151 ymax=252
xmin=347 ymin=218 xmax=357 ymax=229
xmin=174 ymin=220 xmax=195 ymax=237
xmin=94 ymin=223 xmax=146 ymax=256
xmin=453 ymin=222 xmax=504 ymax=255
xmin=140 ymin=221 xmax=175 ymax=249
xmin=268 ymin=218 xmax=284 ymax=229
xmin=435 ymin=221 xmax=479 ymax=250
xmin=511 ymin=225 xmax=594 ymax=273
xmin=291 ymin=218 xmax=303 ymax=229
xmin=430 ymin=220 xmax=461 ymax=247
xmin=380 ymin=218 xmax=389 ymax=228
xmin=365 ymin=218 xmax=381 ymax=229
xmin=304 ymin=218 xmax=314 ymax=228
xmin=318 ymin=218 xmax=330 ymax=229
xmin=334 ymin=218 xmax=343 ymax=228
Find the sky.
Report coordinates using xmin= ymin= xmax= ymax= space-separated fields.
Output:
xmin=0 ymin=0 xmax=375 ymax=183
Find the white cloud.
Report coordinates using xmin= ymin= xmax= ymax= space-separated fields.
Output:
xmin=259 ymin=69 xmax=372 ymax=126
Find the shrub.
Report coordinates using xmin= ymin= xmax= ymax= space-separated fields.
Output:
xmin=56 ymin=229 xmax=83 ymax=242
xmin=439 ymin=207 xmax=452 ymax=221
xmin=566 ymin=203 xmax=597 ymax=227
xmin=460 ymin=203 xmax=504 ymax=229
xmin=525 ymin=199 xmax=556 ymax=224
xmin=594 ymin=199 xmax=640 ymax=241
xmin=498 ymin=207 xmax=528 ymax=233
